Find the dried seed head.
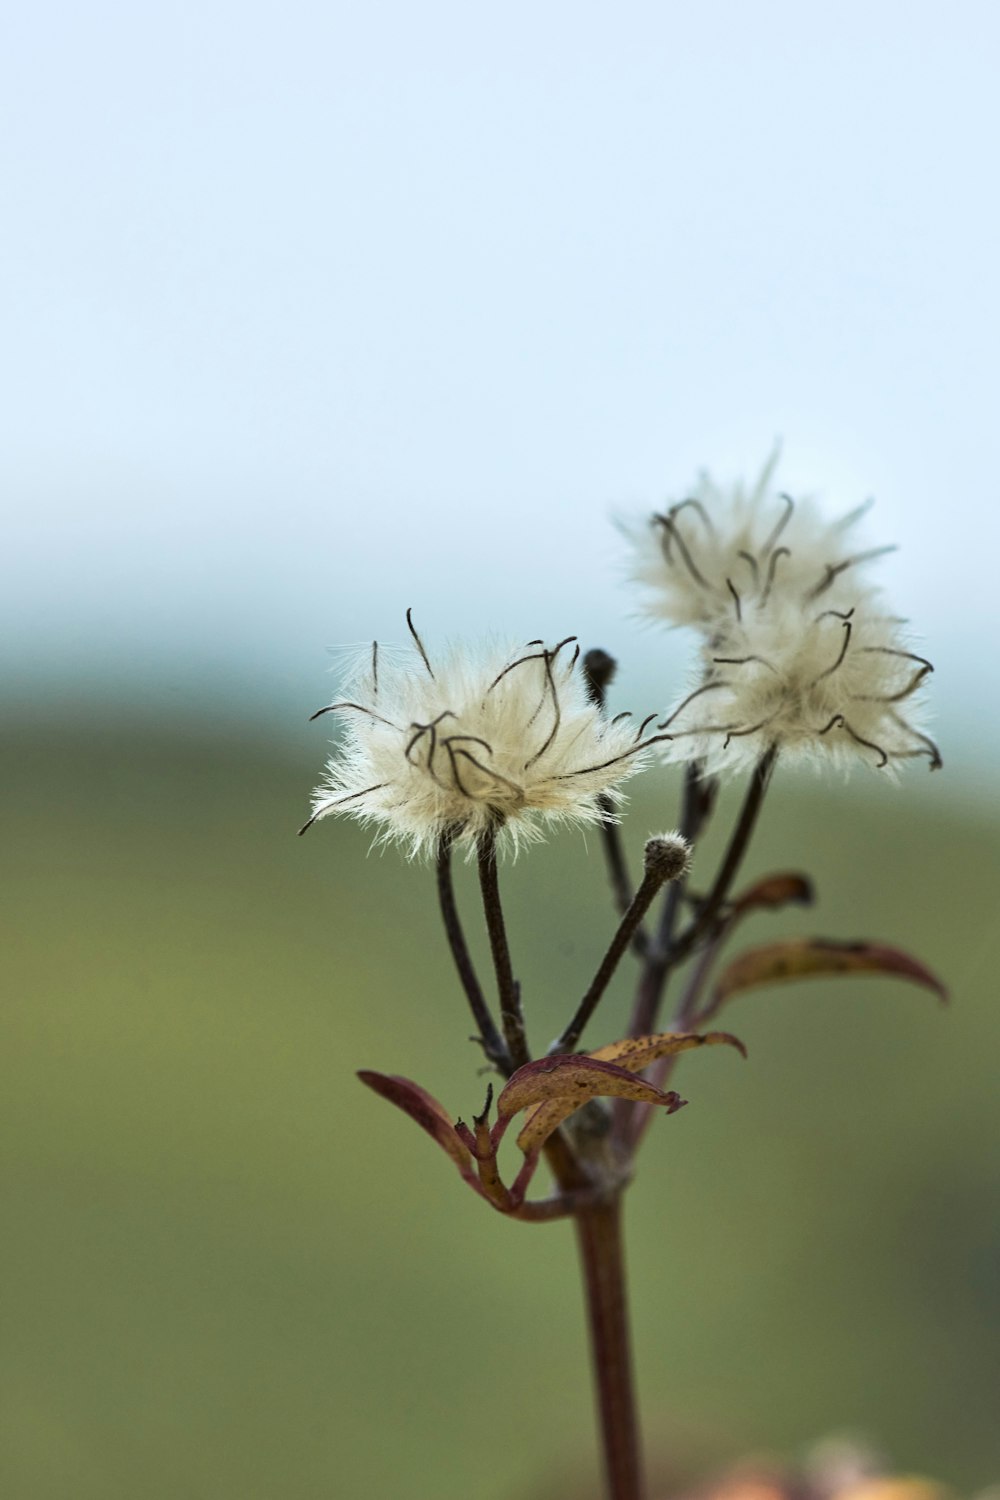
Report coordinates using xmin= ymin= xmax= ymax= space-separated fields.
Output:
xmin=304 ymin=620 xmax=667 ymax=856
xmin=623 ymin=456 xmax=940 ymax=777
xmin=620 ymin=452 xmax=889 ymax=632
xmin=659 ymin=588 xmax=940 ymax=775
xmin=659 ymin=588 xmax=941 ymax=774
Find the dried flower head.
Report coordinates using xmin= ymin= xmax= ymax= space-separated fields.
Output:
xmin=659 ymin=588 xmax=940 ymax=775
xmin=621 ymin=452 xmax=893 ymax=631
xmin=303 ymin=613 xmax=663 ymax=856
xmin=623 ymin=456 xmax=940 ymax=775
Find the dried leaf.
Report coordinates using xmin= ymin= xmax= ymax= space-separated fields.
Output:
xmin=491 ymin=1050 xmax=680 ymax=1152
xmin=495 ymin=1054 xmax=686 ymax=1156
xmin=710 ymin=938 xmax=948 ymax=1008
xmin=731 ymin=872 xmax=815 ymax=915
xmin=589 ymin=1029 xmax=747 ymax=1071
xmin=496 ymin=1053 xmax=670 ymax=1122
xmin=516 ymin=1030 xmax=744 ymax=1155
xmin=357 ymin=1070 xmax=474 ymax=1174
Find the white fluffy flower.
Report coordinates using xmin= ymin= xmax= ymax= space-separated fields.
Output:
xmin=621 ymin=452 xmax=892 ymax=630
xmin=303 ymin=615 xmax=662 ymax=856
xmin=659 ymin=588 xmax=940 ymax=775
xmin=622 ymin=456 xmax=939 ymax=775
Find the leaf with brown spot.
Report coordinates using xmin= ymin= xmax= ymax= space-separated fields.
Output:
xmin=709 ymin=938 xmax=948 ymax=1008
xmin=589 ymin=1029 xmax=747 ymax=1072
xmin=357 ymin=1070 xmax=476 ymax=1177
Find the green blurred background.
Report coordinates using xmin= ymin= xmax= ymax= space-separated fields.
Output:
xmin=4 ymin=707 xmax=998 ymax=1499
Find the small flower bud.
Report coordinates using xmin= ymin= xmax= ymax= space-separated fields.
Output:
xmin=582 ymin=648 xmax=617 ymax=708
xmin=643 ymin=831 xmax=691 ymax=884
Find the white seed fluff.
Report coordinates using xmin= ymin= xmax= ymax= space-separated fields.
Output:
xmin=304 ymin=622 xmax=661 ymax=857
xmin=659 ymin=589 xmax=940 ymax=775
xmin=620 ymin=453 xmax=892 ymax=631
xmin=621 ymin=457 xmax=939 ymax=775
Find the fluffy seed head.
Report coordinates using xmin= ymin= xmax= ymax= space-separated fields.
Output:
xmin=304 ymin=617 xmax=663 ymax=857
xmin=660 ymin=590 xmax=940 ymax=775
xmin=622 ymin=455 xmax=939 ymax=777
xmin=620 ymin=452 xmax=891 ymax=631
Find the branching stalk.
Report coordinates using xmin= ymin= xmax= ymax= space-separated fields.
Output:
xmin=668 ymin=745 xmax=778 ymax=966
xmin=627 ymin=761 xmax=714 ymax=1039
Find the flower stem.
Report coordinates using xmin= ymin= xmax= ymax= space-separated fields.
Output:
xmin=627 ymin=761 xmax=713 ymax=1039
xmin=596 ymin=791 xmax=645 ymax=940
xmin=668 ymin=744 xmax=777 ymax=966
xmin=476 ymin=828 xmax=531 ymax=1069
xmin=574 ymin=1193 xmax=645 ymax=1500
xmin=435 ymin=837 xmax=511 ymax=1073
xmin=555 ymin=849 xmax=679 ymax=1054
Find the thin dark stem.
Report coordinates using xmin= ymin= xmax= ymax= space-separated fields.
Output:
xmin=555 ymin=861 xmax=674 ymax=1054
xmin=574 ymin=1196 xmax=645 ymax=1500
xmin=582 ymin=649 xmax=646 ymax=950
xmin=476 ymin=827 xmax=531 ymax=1070
xmin=627 ymin=762 xmax=712 ymax=1040
xmin=617 ymin=762 xmax=773 ymax=1146
xmin=668 ymin=745 xmax=778 ymax=967
xmin=622 ymin=929 xmax=729 ymax=1154
xmin=596 ymin=792 xmax=638 ymax=921
xmin=435 ymin=838 xmax=511 ymax=1074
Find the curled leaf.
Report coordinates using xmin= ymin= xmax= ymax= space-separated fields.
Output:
xmin=731 ymin=871 xmax=815 ymax=916
xmin=496 ymin=1054 xmax=667 ymax=1121
xmin=589 ymin=1029 xmax=747 ymax=1071
xmin=709 ymin=938 xmax=948 ymax=1008
xmin=357 ymin=1070 xmax=475 ymax=1177
xmin=516 ymin=1030 xmax=744 ymax=1155
xmin=490 ymin=1053 xmax=681 ymax=1157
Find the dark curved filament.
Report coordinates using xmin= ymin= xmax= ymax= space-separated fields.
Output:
xmin=297 ymin=782 xmax=388 ymax=834
xmin=809 ymin=620 xmax=853 ymax=685
xmin=658 ymin=680 xmax=732 ymax=730
xmin=759 ymin=545 xmax=790 ymax=606
xmin=818 ymin=714 xmax=888 ymax=768
xmin=653 ymin=512 xmax=710 ymax=587
xmin=406 ymin=608 xmax=435 ymax=678
xmin=760 ymin=493 xmax=794 ymax=556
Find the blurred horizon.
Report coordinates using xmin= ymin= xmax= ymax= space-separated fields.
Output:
xmin=4 ymin=0 xmax=1000 ymax=760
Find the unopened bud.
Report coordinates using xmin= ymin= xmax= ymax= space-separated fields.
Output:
xmin=643 ymin=831 xmax=691 ymax=884
xmin=582 ymin=648 xmax=617 ymax=708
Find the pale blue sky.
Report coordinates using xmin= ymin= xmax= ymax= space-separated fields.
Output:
xmin=4 ymin=1 xmax=997 ymax=773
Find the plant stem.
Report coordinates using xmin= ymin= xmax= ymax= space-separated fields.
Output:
xmin=477 ymin=827 xmax=531 ymax=1069
xmin=596 ymin=792 xmax=645 ymax=938
xmin=555 ymin=857 xmax=674 ymax=1054
xmin=574 ymin=1193 xmax=645 ymax=1500
xmin=627 ymin=762 xmax=712 ymax=1040
xmin=435 ymin=837 xmax=511 ymax=1074
xmin=628 ymin=749 xmax=774 ymax=1041
xmin=667 ymin=744 xmax=777 ymax=967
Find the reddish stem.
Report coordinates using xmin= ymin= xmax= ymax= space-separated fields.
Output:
xmin=573 ymin=1195 xmax=645 ymax=1500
